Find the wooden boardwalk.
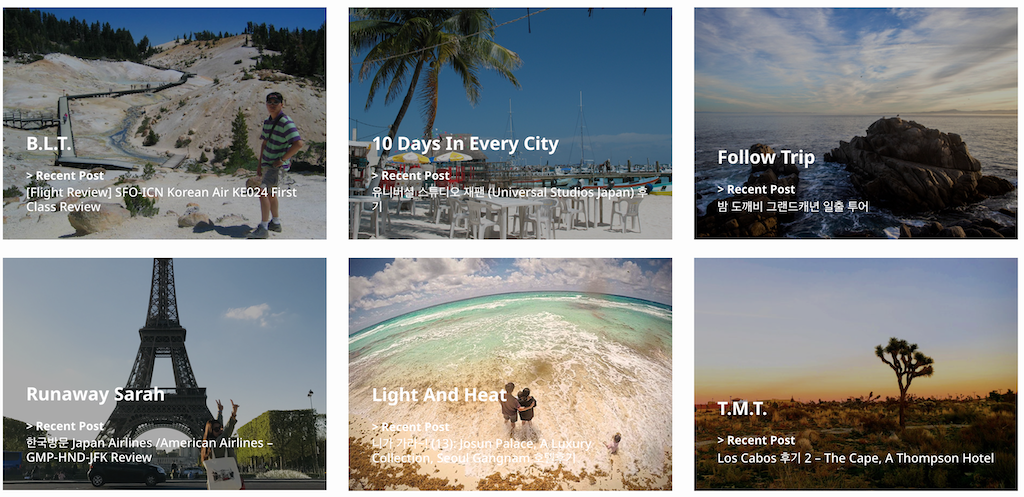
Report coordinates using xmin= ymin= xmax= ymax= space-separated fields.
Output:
xmin=3 ymin=110 xmax=59 ymax=130
xmin=4 ymin=69 xmax=196 ymax=170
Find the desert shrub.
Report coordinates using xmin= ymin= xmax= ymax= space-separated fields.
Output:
xmin=780 ymin=408 xmax=809 ymax=422
xmin=198 ymin=151 xmax=208 ymax=163
xmin=178 ymin=99 xmax=187 ymax=108
xmin=972 ymin=451 xmax=1016 ymax=489
xmin=858 ymin=413 xmax=897 ymax=434
xmin=941 ymin=405 xmax=978 ymax=425
xmin=186 ymin=160 xmax=205 ymax=174
xmin=963 ymin=414 xmax=1014 ymax=453
xmin=136 ymin=116 xmax=150 ymax=135
xmin=990 ymin=402 xmax=1014 ymax=414
xmin=175 ymin=137 xmax=192 ymax=148
xmin=241 ymin=70 xmax=254 ymax=81
xmin=124 ymin=191 xmax=158 ymax=217
xmin=4 ymin=185 xmax=23 ymax=198
xmin=901 ymin=428 xmax=942 ymax=452
xmin=142 ymin=163 xmax=156 ymax=180
xmin=234 ymin=59 xmax=243 ymax=64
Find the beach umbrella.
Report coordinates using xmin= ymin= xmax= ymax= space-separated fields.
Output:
xmin=433 ymin=151 xmax=473 ymax=162
xmin=388 ymin=152 xmax=430 ymax=164
xmin=433 ymin=152 xmax=473 ymax=185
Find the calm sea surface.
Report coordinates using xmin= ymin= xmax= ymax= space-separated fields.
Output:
xmin=350 ymin=292 xmax=672 ymax=476
xmin=695 ymin=114 xmax=1017 ymax=237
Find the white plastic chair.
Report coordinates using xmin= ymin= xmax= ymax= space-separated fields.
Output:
xmin=610 ymin=196 xmax=643 ymax=233
xmin=464 ymin=199 xmax=498 ymax=239
xmin=558 ymin=196 xmax=589 ymax=230
xmin=393 ymin=181 xmax=420 ymax=216
xmin=356 ymin=175 xmax=388 ymax=237
xmin=448 ymin=197 xmax=470 ymax=238
xmin=521 ymin=198 xmax=558 ymax=239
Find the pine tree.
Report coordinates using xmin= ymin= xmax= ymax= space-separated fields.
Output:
xmin=144 ymin=129 xmax=159 ymax=146
xmin=226 ymin=108 xmax=256 ymax=171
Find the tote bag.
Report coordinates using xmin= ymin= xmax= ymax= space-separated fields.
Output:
xmin=203 ymin=448 xmax=242 ymax=490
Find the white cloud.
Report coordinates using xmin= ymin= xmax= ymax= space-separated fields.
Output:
xmin=696 ymin=8 xmax=1017 ymax=113
xmin=225 ymin=303 xmax=272 ymax=327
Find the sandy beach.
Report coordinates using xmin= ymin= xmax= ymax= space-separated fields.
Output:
xmin=349 ymin=290 xmax=672 ymax=491
xmin=349 ymin=417 xmax=671 ymax=490
xmin=350 ymin=193 xmax=671 ymax=239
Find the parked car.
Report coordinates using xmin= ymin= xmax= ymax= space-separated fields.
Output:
xmin=88 ymin=461 xmax=166 ymax=487
xmin=179 ymin=466 xmax=205 ymax=480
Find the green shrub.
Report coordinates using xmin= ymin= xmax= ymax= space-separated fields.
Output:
xmin=137 ymin=116 xmax=150 ymax=135
xmin=199 ymin=151 xmax=208 ymax=163
xmin=142 ymin=163 xmax=156 ymax=180
xmin=124 ymin=191 xmax=158 ymax=217
xmin=234 ymin=59 xmax=242 ymax=64
xmin=175 ymin=137 xmax=192 ymax=148
xmin=144 ymin=129 xmax=160 ymax=146
xmin=4 ymin=185 xmax=23 ymax=198
xmin=212 ymin=147 xmax=230 ymax=164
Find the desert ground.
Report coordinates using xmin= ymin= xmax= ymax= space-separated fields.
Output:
xmin=695 ymin=396 xmax=1015 ymax=489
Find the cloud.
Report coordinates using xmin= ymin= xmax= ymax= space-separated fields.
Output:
xmin=695 ymin=8 xmax=1017 ymax=113
xmin=225 ymin=303 xmax=272 ymax=327
xmin=349 ymin=259 xmax=672 ymax=330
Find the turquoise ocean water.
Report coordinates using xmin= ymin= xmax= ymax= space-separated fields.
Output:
xmin=350 ymin=292 xmax=672 ymax=476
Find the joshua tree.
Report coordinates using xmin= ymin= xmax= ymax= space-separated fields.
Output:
xmin=875 ymin=337 xmax=934 ymax=428
xmin=350 ymin=9 xmax=522 ymax=169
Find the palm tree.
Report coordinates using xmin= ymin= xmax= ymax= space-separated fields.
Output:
xmin=350 ymin=9 xmax=522 ymax=168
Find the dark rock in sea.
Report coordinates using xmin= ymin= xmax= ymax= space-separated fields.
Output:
xmin=896 ymin=217 xmax=1013 ymax=238
xmin=834 ymin=230 xmax=875 ymax=237
xmin=824 ymin=117 xmax=1015 ymax=212
xmin=697 ymin=143 xmax=799 ymax=237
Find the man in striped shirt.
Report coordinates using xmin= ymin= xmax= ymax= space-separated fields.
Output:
xmin=250 ymin=91 xmax=305 ymax=239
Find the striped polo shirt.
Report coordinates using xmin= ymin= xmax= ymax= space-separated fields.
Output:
xmin=260 ymin=112 xmax=302 ymax=169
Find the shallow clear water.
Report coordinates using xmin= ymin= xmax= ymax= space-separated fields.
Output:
xmin=695 ymin=114 xmax=1017 ymax=237
xmin=349 ymin=292 xmax=672 ymax=476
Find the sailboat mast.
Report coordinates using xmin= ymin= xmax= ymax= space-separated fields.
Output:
xmin=579 ymin=91 xmax=585 ymax=167
xmin=507 ymin=99 xmax=521 ymax=167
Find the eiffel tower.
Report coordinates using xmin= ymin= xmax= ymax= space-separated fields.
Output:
xmin=97 ymin=258 xmax=213 ymax=443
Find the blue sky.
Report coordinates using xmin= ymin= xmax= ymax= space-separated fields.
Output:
xmin=4 ymin=259 xmax=326 ymax=442
xmin=350 ymin=258 xmax=672 ymax=331
xmin=350 ymin=8 xmax=672 ymax=166
xmin=695 ymin=259 xmax=1017 ymax=402
xmin=696 ymin=8 xmax=1018 ymax=113
xmin=35 ymin=8 xmax=326 ymax=46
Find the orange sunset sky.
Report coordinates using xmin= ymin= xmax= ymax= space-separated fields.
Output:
xmin=695 ymin=259 xmax=1017 ymax=403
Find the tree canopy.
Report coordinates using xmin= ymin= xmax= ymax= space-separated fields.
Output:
xmin=3 ymin=8 xmax=153 ymax=61
xmin=350 ymin=9 xmax=522 ymax=149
